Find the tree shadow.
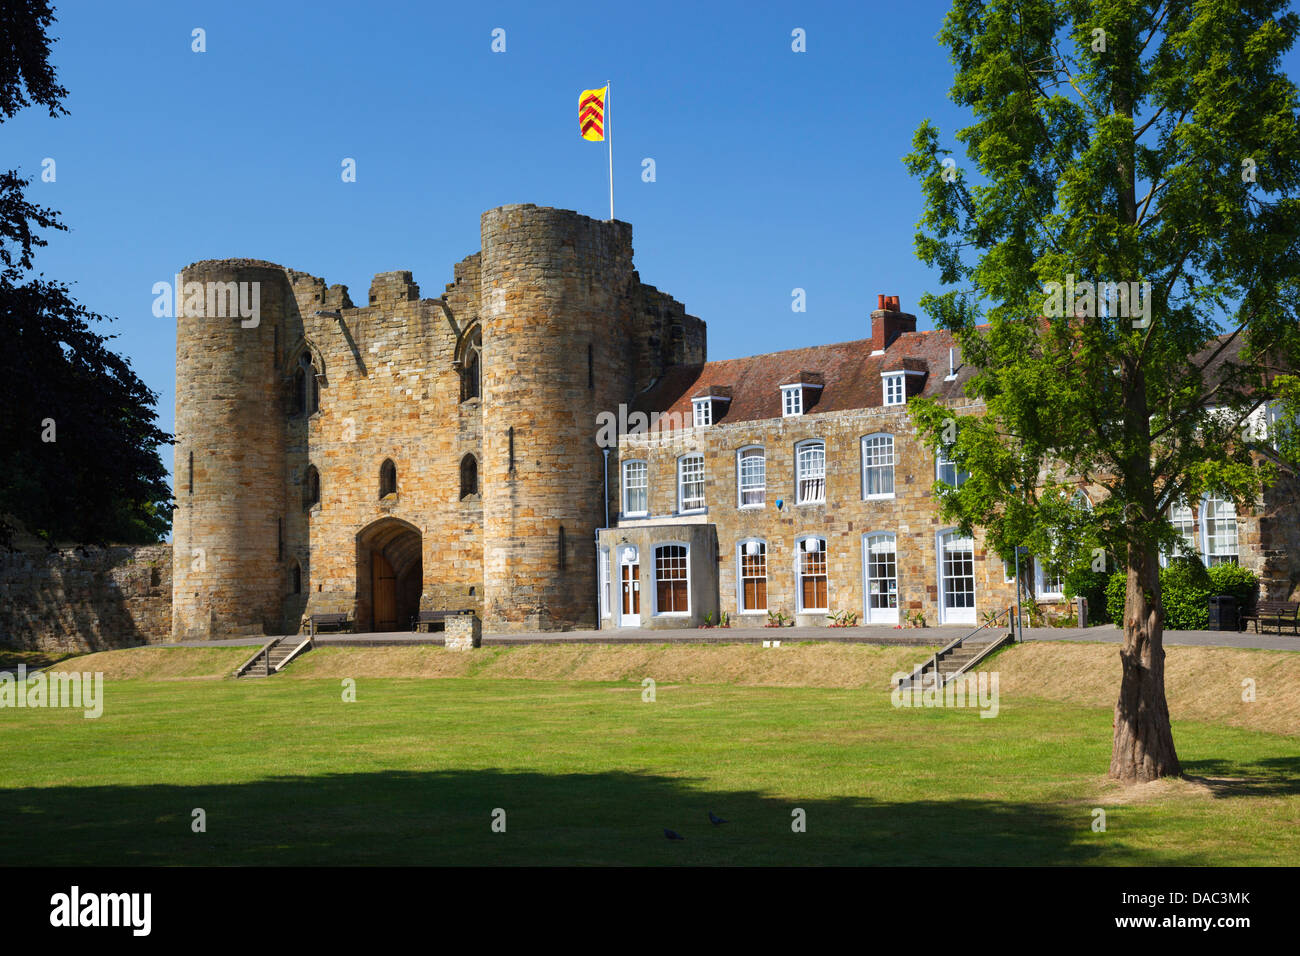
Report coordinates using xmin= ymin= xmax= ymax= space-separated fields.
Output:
xmin=0 ymin=767 xmax=1162 ymax=866
xmin=1180 ymin=755 xmax=1300 ymax=799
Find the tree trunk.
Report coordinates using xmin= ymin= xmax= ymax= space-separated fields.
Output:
xmin=1110 ymin=543 xmax=1181 ymax=781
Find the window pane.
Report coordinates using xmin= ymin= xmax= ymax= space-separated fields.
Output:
xmin=940 ymin=533 xmax=975 ymax=609
xmin=679 ymin=456 xmax=705 ymax=511
xmin=655 ymin=545 xmax=689 ymax=612
xmin=797 ymin=442 xmax=825 ymax=504
xmin=739 ymin=449 xmax=766 ymax=506
xmin=937 ymin=447 xmax=968 ymax=488
xmin=623 ymin=460 xmax=647 ymax=514
xmin=863 ymin=435 xmax=895 ymax=497
xmin=799 ymin=540 xmax=828 ymax=610
xmin=740 ymin=542 xmax=767 ymax=611
xmin=1204 ymin=496 xmax=1238 ymax=566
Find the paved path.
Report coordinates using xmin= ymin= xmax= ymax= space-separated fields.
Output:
xmin=170 ymin=624 xmax=1299 ymax=651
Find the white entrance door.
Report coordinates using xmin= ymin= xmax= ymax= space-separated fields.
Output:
xmin=938 ymin=530 xmax=976 ymax=625
xmin=618 ymin=546 xmax=641 ymax=627
xmin=863 ymin=533 xmax=899 ymax=624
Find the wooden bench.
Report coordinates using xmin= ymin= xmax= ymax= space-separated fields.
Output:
xmin=1240 ymin=600 xmax=1300 ymax=635
xmin=306 ymin=612 xmax=354 ymax=636
xmin=411 ymin=609 xmax=474 ymax=633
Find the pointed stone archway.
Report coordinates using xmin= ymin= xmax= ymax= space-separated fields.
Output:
xmin=356 ymin=517 xmax=423 ymax=632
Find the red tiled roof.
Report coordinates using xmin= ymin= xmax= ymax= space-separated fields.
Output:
xmin=634 ymin=328 xmax=973 ymax=429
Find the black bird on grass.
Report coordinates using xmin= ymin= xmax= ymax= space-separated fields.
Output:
xmin=664 ymin=828 xmax=685 ymax=840
xmin=708 ymin=811 xmax=728 ymax=825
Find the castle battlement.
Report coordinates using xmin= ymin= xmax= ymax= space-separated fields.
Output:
xmin=171 ymin=204 xmax=705 ymax=639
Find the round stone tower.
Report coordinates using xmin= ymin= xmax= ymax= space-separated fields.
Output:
xmin=172 ymin=260 xmax=291 ymax=640
xmin=478 ymin=205 xmax=636 ymax=630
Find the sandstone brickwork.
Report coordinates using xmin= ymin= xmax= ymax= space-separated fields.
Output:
xmin=169 ymin=207 xmax=1299 ymax=640
xmin=0 ymin=543 xmax=171 ymax=653
xmin=173 ymin=205 xmax=704 ymax=637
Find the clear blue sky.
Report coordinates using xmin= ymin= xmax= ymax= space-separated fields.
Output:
xmin=9 ymin=0 xmax=1297 ymax=496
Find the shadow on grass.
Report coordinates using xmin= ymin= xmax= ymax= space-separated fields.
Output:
xmin=0 ymin=649 xmax=76 ymax=671
xmin=1180 ymin=755 xmax=1300 ymax=798
xmin=0 ymin=768 xmax=1163 ymax=866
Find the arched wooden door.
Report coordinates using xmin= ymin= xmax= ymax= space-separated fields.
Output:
xmin=371 ymin=550 xmax=398 ymax=631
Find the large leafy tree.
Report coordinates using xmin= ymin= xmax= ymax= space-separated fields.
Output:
xmin=0 ymin=1 xmax=171 ymax=547
xmin=905 ymin=0 xmax=1300 ymax=781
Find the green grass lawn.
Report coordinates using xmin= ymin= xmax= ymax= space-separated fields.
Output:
xmin=1 ymin=675 xmax=1297 ymax=865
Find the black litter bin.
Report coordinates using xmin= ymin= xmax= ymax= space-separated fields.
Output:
xmin=1207 ymin=594 xmax=1239 ymax=631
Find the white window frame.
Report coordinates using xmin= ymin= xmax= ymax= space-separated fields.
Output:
xmin=1160 ymin=501 xmax=1197 ymax=568
xmin=737 ymin=538 xmax=768 ymax=613
xmin=795 ymin=439 xmax=826 ymax=505
xmin=1201 ymin=494 xmax=1239 ymax=566
xmin=861 ymin=433 xmax=895 ymax=499
xmin=936 ymin=528 xmax=976 ymax=624
xmin=677 ymin=454 xmax=706 ymax=513
xmin=936 ymin=445 xmax=968 ymax=489
xmin=782 ymin=386 xmax=803 ymax=417
xmin=1035 ymin=557 xmax=1066 ymax=601
xmin=692 ymin=398 xmax=713 ymax=427
xmin=862 ymin=531 xmax=899 ymax=624
xmin=599 ymin=546 xmax=611 ymax=619
xmin=883 ymin=373 xmax=905 ymax=406
xmin=622 ymin=459 xmax=648 ymax=517
xmin=795 ymin=534 xmax=829 ymax=614
xmin=737 ymin=446 xmax=766 ymax=508
xmin=652 ymin=541 xmax=691 ymax=616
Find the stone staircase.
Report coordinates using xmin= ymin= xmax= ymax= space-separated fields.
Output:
xmin=896 ymin=608 xmax=1017 ymax=690
xmin=235 ymin=635 xmax=313 ymax=679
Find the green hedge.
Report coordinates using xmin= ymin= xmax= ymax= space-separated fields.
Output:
xmin=1207 ymin=563 xmax=1259 ymax=614
xmin=1103 ymin=557 xmax=1258 ymax=630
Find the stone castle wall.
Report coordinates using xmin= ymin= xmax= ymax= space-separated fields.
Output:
xmin=0 ymin=543 xmax=172 ymax=653
xmin=172 ymin=204 xmax=701 ymax=636
xmin=172 ymin=261 xmax=290 ymax=640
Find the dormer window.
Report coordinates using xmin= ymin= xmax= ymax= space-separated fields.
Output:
xmin=691 ymin=387 xmax=731 ymax=427
xmin=780 ymin=373 xmax=824 ymax=417
xmin=693 ymin=399 xmax=712 ymax=427
xmin=880 ymin=361 xmax=927 ymax=407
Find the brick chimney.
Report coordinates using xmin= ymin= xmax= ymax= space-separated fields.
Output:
xmin=870 ymin=295 xmax=916 ymax=353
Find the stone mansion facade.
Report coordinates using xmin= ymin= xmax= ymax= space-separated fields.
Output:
xmin=170 ymin=204 xmax=1297 ymax=639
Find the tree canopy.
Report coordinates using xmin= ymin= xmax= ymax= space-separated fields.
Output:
xmin=904 ymin=0 xmax=1300 ymax=781
xmin=0 ymin=1 xmax=171 ymax=547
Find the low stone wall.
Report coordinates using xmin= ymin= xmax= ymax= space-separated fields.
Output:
xmin=0 ymin=543 xmax=173 ymax=654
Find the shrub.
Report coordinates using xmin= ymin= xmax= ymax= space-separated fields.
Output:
xmin=1159 ymin=555 xmax=1212 ymax=630
xmin=1064 ymin=566 xmax=1110 ymax=624
xmin=1105 ymin=568 xmax=1127 ymax=625
xmin=1206 ymin=563 xmax=1259 ymax=613
xmin=1103 ymin=556 xmax=1239 ymax=631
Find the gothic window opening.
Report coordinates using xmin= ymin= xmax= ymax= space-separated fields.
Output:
xmin=379 ymin=459 xmax=398 ymax=498
xmin=304 ymin=465 xmax=321 ymax=510
xmin=294 ymin=351 xmax=321 ymax=416
xmin=460 ymin=455 xmax=479 ymax=499
xmin=460 ymin=327 xmax=482 ymax=402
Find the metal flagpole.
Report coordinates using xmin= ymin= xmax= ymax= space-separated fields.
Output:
xmin=606 ymin=82 xmax=614 ymax=220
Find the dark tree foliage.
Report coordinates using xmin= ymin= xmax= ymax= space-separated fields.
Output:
xmin=0 ymin=2 xmax=171 ymax=546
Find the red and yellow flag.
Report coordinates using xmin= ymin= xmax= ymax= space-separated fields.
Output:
xmin=580 ymin=87 xmax=607 ymax=141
